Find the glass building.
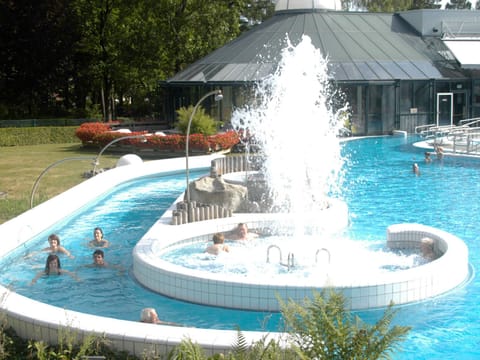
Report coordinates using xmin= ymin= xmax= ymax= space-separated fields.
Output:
xmin=160 ymin=1 xmax=480 ymax=136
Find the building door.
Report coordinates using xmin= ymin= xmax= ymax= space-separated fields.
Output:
xmin=437 ymin=92 xmax=453 ymax=126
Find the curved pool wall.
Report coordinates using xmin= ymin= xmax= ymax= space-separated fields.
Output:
xmin=133 ymin=216 xmax=469 ymax=311
xmin=0 ymin=154 xmax=281 ymax=357
xmin=133 ymin=199 xmax=349 ymax=312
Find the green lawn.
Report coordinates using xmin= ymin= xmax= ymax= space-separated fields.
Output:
xmin=0 ymin=143 xmax=119 ymax=224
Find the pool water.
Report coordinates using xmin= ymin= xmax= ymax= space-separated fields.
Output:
xmin=162 ymin=235 xmax=421 ymax=277
xmin=0 ymin=136 xmax=479 ymax=359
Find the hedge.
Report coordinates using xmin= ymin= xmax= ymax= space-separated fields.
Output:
xmin=0 ymin=126 xmax=79 ymax=146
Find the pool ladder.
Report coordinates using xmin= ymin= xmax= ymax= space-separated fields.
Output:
xmin=266 ymin=245 xmax=295 ymax=270
xmin=315 ymin=248 xmax=331 ymax=265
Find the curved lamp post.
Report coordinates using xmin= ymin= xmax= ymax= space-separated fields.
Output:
xmin=185 ymin=90 xmax=223 ymax=204
xmin=30 ymin=156 xmax=95 ymax=208
xmin=92 ymin=134 xmax=147 ymax=175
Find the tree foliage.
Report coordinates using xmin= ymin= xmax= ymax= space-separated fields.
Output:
xmin=0 ymin=0 xmax=270 ymax=120
xmin=175 ymin=105 xmax=218 ymax=135
xmin=445 ymin=0 xmax=473 ymax=8
xmin=348 ymin=0 xmax=442 ymax=11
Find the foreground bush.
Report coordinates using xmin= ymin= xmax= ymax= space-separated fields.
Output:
xmin=280 ymin=290 xmax=411 ymax=359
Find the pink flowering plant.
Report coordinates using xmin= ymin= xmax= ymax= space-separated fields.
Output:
xmin=75 ymin=122 xmax=240 ymax=153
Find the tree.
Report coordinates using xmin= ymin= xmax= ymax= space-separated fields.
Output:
xmin=445 ymin=0 xmax=473 ymax=8
xmin=410 ymin=0 xmax=442 ymax=8
xmin=351 ymin=0 xmax=413 ymax=11
xmin=0 ymin=0 xmax=249 ymax=120
xmin=240 ymin=0 xmax=276 ymax=32
xmin=0 ymin=0 xmax=81 ymax=118
xmin=351 ymin=0 xmax=442 ymax=11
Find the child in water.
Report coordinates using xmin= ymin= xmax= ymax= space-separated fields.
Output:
xmin=205 ymin=233 xmax=230 ymax=255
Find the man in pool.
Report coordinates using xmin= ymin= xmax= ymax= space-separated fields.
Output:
xmin=87 ymin=249 xmax=123 ymax=272
xmin=140 ymin=308 xmax=182 ymax=326
xmin=229 ymin=223 xmax=258 ymax=241
xmin=92 ymin=249 xmax=107 ymax=266
xmin=420 ymin=237 xmax=437 ymax=262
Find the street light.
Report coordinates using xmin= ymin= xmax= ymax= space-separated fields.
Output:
xmin=30 ymin=156 xmax=95 ymax=208
xmin=92 ymin=134 xmax=147 ymax=175
xmin=185 ymin=89 xmax=223 ymax=205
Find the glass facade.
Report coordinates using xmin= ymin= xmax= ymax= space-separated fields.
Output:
xmin=163 ymin=78 xmax=480 ymax=136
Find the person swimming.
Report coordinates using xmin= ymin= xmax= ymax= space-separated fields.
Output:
xmin=88 ymin=227 xmax=110 ymax=248
xmin=205 ymin=233 xmax=230 ymax=255
xmin=30 ymin=254 xmax=78 ymax=285
xmin=41 ymin=233 xmax=74 ymax=258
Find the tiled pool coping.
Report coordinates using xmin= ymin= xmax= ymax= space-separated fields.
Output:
xmin=0 ymin=154 xmax=470 ymax=357
xmin=134 ymin=215 xmax=469 ymax=311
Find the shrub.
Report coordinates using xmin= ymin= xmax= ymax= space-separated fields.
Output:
xmin=208 ymin=131 xmax=240 ymax=150
xmin=0 ymin=127 xmax=79 ymax=146
xmin=94 ymin=130 xmax=148 ymax=147
xmin=75 ymin=122 xmax=112 ymax=145
xmin=175 ymin=106 xmax=217 ymax=136
xmin=74 ymin=121 xmax=240 ymax=153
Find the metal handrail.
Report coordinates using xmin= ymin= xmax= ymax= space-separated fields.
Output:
xmin=315 ymin=248 xmax=331 ymax=265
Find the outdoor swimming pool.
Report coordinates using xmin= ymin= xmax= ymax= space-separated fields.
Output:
xmin=0 ymin=135 xmax=478 ymax=358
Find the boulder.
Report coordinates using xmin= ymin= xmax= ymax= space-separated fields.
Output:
xmin=188 ymin=176 xmax=248 ymax=212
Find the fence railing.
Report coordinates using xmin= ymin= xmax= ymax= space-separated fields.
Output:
xmin=0 ymin=118 xmax=97 ymax=128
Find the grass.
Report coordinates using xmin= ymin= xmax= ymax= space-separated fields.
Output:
xmin=0 ymin=142 xmax=119 ymax=224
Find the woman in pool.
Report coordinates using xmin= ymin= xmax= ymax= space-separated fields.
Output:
xmin=41 ymin=233 xmax=73 ymax=258
xmin=88 ymin=227 xmax=110 ymax=248
xmin=30 ymin=254 xmax=78 ymax=285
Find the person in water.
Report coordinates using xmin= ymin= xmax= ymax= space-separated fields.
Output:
xmin=412 ymin=163 xmax=420 ymax=176
xmin=424 ymin=152 xmax=432 ymax=163
xmin=205 ymin=233 xmax=230 ymax=255
xmin=84 ymin=249 xmax=123 ymax=272
xmin=420 ymin=237 xmax=437 ymax=262
xmin=140 ymin=308 xmax=182 ymax=326
xmin=229 ymin=223 xmax=258 ymax=241
xmin=88 ymin=227 xmax=110 ymax=248
xmin=30 ymin=254 xmax=78 ymax=285
xmin=41 ymin=233 xmax=74 ymax=258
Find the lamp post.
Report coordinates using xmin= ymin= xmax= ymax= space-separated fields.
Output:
xmin=185 ymin=89 xmax=223 ymax=204
xmin=30 ymin=156 xmax=95 ymax=208
xmin=92 ymin=134 xmax=147 ymax=175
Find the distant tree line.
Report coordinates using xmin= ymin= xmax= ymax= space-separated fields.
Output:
xmin=342 ymin=0 xmax=479 ymax=10
xmin=0 ymin=0 xmax=275 ymax=121
xmin=1 ymin=0 xmax=477 ymax=122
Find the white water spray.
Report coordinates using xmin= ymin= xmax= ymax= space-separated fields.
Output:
xmin=231 ymin=35 xmax=348 ymax=216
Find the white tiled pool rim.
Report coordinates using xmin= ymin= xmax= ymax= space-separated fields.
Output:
xmin=0 ymin=154 xmax=470 ymax=357
xmin=133 ymin=214 xmax=469 ymax=311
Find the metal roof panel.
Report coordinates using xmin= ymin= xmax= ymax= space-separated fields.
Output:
xmin=167 ymin=11 xmax=449 ymax=84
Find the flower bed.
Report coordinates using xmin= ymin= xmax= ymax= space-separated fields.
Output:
xmin=75 ymin=122 xmax=240 ymax=154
